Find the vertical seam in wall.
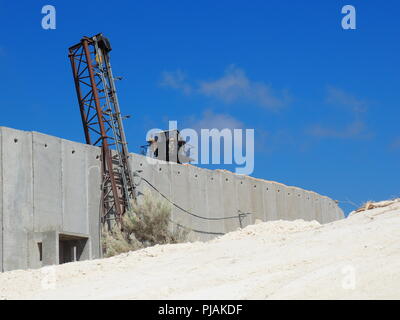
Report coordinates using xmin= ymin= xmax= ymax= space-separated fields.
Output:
xmin=0 ymin=132 xmax=2 ymax=271
xmin=29 ymin=132 xmax=34 ymax=267
xmin=61 ymin=141 xmax=64 ymax=230
xmin=84 ymin=147 xmax=90 ymax=257
xmin=233 ymin=175 xmax=239 ymax=229
xmin=204 ymin=172 xmax=210 ymax=240
xmin=218 ymin=173 xmax=225 ymax=234
xmin=168 ymin=162 xmax=173 ymax=233
xmin=85 ymin=147 xmax=89 ymax=236
xmin=261 ymin=182 xmax=267 ymax=222
xmin=31 ymin=133 xmax=35 ymax=232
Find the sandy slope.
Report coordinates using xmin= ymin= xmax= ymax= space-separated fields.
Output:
xmin=1 ymin=201 xmax=399 ymax=300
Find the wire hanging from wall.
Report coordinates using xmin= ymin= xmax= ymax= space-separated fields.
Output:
xmin=133 ymin=171 xmax=253 ymax=235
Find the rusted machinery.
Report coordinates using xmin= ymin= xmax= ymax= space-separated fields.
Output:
xmin=144 ymin=129 xmax=193 ymax=164
xmin=68 ymin=34 xmax=135 ymax=225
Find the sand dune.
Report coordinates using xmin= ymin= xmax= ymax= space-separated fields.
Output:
xmin=1 ymin=200 xmax=399 ymax=300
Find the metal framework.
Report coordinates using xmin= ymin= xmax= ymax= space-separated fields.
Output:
xmin=68 ymin=33 xmax=135 ymax=224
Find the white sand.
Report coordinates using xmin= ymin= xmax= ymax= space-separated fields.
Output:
xmin=1 ymin=201 xmax=399 ymax=300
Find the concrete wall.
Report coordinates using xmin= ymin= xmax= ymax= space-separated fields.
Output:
xmin=0 ymin=127 xmax=102 ymax=272
xmin=0 ymin=127 xmax=344 ymax=272
xmin=130 ymin=154 xmax=344 ymax=239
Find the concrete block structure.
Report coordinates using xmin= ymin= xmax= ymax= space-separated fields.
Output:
xmin=0 ymin=127 xmax=102 ymax=272
xmin=0 ymin=127 xmax=344 ymax=272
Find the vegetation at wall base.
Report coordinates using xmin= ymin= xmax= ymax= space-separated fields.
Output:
xmin=102 ymin=192 xmax=189 ymax=257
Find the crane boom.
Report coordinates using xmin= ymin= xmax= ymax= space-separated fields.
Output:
xmin=68 ymin=33 xmax=135 ymax=224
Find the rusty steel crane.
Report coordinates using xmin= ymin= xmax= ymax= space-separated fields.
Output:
xmin=68 ymin=33 xmax=135 ymax=225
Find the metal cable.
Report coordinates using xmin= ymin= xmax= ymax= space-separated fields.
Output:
xmin=136 ymin=173 xmax=252 ymax=221
xmin=170 ymin=219 xmax=225 ymax=236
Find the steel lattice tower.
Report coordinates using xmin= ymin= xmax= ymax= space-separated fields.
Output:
xmin=68 ymin=34 xmax=135 ymax=224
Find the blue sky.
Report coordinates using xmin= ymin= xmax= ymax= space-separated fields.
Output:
xmin=0 ymin=1 xmax=399 ymax=215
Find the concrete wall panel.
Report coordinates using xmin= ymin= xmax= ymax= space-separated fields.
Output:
xmin=292 ymin=188 xmax=303 ymax=220
xmin=0 ymin=128 xmax=3 ymax=271
xmin=131 ymin=154 xmax=156 ymax=198
xmin=247 ymin=178 xmax=265 ymax=224
xmin=42 ymin=231 xmax=59 ymax=266
xmin=86 ymin=147 xmax=102 ymax=259
xmin=1 ymin=128 xmax=33 ymax=271
xmin=170 ymin=163 xmax=192 ymax=231
xmin=275 ymin=183 xmax=288 ymax=221
xmin=311 ymin=192 xmax=323 ymax=222
xmin=336 ymin=203 xmax=345 ymax=220
xmin=204 ymin=169 xmax=225 ymax=236
xmin=32 ymin=132 xmax=62 ymax=232
xmin=263 ymin=181 xmax=278 ymax=221
xmin=61 ymin=139 xmax=88 ymax=235
xmin=321 ymin=198 xmax=328 ymax=222
xmin=286 ymin=187 xmax=304 ymax=221
xmin=333 ymin=199 xmax=343 ymax=221
xmin=152 ymin=160 xmax=175 ymax=234
xmin=220 ymin=171 xmax=239 ymax=233
xmin=302 ymin=190 xmax=314 ymax=221
xmin=187 ymin=165 xmax=210 ymax=241
xmin=324 ymin=198 xmax=339 ymax=223
xmin=27 ymin=232 xmax=42 ymax=269
xmin=153 ymin=160 xmax=172 ymax=211
xmin=235 ymin=175 xmax=252 ymax=228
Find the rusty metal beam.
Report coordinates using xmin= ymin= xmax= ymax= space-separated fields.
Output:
xmin=68 ymin=34 xmax=135 ymax=225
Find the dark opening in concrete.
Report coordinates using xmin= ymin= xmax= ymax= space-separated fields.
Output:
xmin=58 ymin=234 xmax=88 ymax=264
xmin=38 ymin=243 xmax=43 ymax=262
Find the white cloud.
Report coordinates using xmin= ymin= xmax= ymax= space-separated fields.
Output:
xmin=187 ymin=110 xmax=244 ymax=132
xmin=308 ymin=87 xmax=370 ymax=139
xmin=308 ymin=120 xmax=366 ymax=139
xmin=326 ymin=86 xmax=367 ymax=114
xmin=160 ymin=69 xmax=192 ymax=95
xmin=160 ymin=65 xmax=290 ymax=110
xmin=198 ymin=65 xmax=289 ymax=110
xmin=389 ymin=137 xmax=400 ymax=151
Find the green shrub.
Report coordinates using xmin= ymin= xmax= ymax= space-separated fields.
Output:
xmin=102 ymin=192 xmax=189 ymax=257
